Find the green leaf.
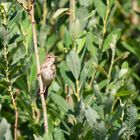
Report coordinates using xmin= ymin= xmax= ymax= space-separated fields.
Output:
xmin=76 ymin=37 xmax=86 ymax=54
xmin=0 ymin=25 xmax=7 ymax=46
xmin=102 ymin=29 xmax=121 ymax=52
xmin=63 ymin=30 xmax=73 ymax=48
xmin=15 ymin=76 xmax=28 ymax=93
xmin=118 ymin=61 xmax=129 ymax=78
xmin=59 ymin=61 xmax=75 ymax=90
xmin=115 ymin=90 xmax=136 ymax=97
xmin=9 ymin=64 xmax=23 ymax=79
xmin=109 ymin=127 xmax=126 ymax=140
xmin=70 ymin=19 xmax=80 ymax=39
xmin=9 ymin=11 xmax=21 ymax=30
xmin=77 ymin=7 xmax=89 ymax=30
xmin=46 ymin=34 xmax=58 ymax=50
xmin=93 ymin=121 xmax=107 ymax=140
xmin=52 ymin=8 xmax=68 ymax=20
xmin=70 ymin=123 xmax=83 ymax=140
xmin=79 ymin=0 xmax=92 ymax=7
xmin=0 ymin=79 xmax=9 ymax=89
xmin=93 ymin=62 xmax=108 ymax=76
xmin=93 ymin=82 xmax=103 ymax=103
xmin=93 ymin=0 xmax=106 ymax=19
xmin=66 ymin=50 xmax=81 ymax=80
xmin=51 ymin=93 xmax=72 ymax=114
xmin=121 ymin=41 xmax=140 ymax=60
xmin=104 ymin=95 xmax=114 ymax=115
xmin=85 ymin=106 xmax=99 ymax=127
xmin=123 ymin=105 xmax=138 ymax=139
xmin=80 ymin=66 xmax=88 ymax=87
xmin=98 ymin=79 xmax=108 ymax=90
xmin=11 ymin=74 xmax=22 ymax=84
xmin=75 ymin=100 xmax=85 ymax=120
xmin=109 ymin=106 xmax=124 ymax=125
xmin=0 ymin=118 xmax=12 ymax=140
xmin=43 ymin=132 xmax=53 ymax=140
xmin=53 ymin=127 xmax=65 ymax=140
xmin=33 ymin=134 xmax=43 ymax=140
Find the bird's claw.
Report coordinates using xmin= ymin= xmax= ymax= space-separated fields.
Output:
xmin=37 ymin=73 xmax=41 ymax=77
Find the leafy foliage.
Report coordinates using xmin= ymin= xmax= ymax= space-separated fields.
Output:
xmin=0 ymin=0 xmax=140 ymax=140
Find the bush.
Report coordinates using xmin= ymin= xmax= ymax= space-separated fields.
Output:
xmin=0 ymin=0 xmax=139 ymax=139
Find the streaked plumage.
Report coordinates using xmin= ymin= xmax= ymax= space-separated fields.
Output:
xmin=37 ymin=53 xmax=56 ymax=99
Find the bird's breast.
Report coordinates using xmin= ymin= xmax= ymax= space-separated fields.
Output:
xmin=41 ymin=66 xmax=55 ymax=86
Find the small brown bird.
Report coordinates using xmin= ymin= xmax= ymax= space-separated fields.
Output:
xmin=37 ymin=53 xmax=56 ymax=99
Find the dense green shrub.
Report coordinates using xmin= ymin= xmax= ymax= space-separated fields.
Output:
xmin=0 ymin=0 xmax=139 ymax=139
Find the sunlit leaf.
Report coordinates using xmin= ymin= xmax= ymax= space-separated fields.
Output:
xmin=59 ymin=61 xmax=75 ymax=90
xmin=102 ymin=29 xmax=121 ymax=52
xmin=0 ymin=118 xmax=12 ymax=140
xmin=53 ymin=127 xmax=65 ymax=140
xmin=115 ymin=90 xmax=136 ymax=97
xmin=76 ymin=37 xmax=86 ymax=54
xmin=51 ymin=93 xmax=72 ymax=113
xmin=63 ymin=30 xmax=73 ymax=48
xmin=121 ymin=41 xmax=140 ymax=60
xmin=66 ymin=50 xmax=81 ymax=80
xmin=93 ymin=0 xmax=106 ymax=19
xmin=85 ymin=106 xmax=99 ymax=127
xmin=123 ymin=105 xmax=138 ymax=139
xmin=52 ymin=8 xmax=68 ymax=20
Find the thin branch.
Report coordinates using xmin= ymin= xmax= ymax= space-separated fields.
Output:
xmin=29 ymin=1 xmax=48 ymax=133
xmin=76 ymin=80 xmax=80 ymax=101
xmin=42 ymin=0 xmax=47 ymax=24
xmin=15 ymin=0 xmax=49 ymax=133
xmin=10 ymin=88 xmax=18 ymax=140
xmin=14 ymin=0 xmax=31 ymax=14
xmin=69 ymin=0 xmax=76 ymax=34
xmin=3 ymin=28 xmax=18 ymax=140
xmin=103 ymin=0 xmax=111 ymax=36
xmin=105 ymin=35 xmax=117 ymax=94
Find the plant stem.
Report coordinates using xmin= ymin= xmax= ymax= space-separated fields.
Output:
xmin=42 ymin=0 xmax=47 ymax=25
xmin=103 ymin=0 xmax=110 ymax=36
xmin=29 ymin=1 xmax=48 ymax=133
xmin=9 ymin=86 xmax=18 ymax=140
xmin=89 ymin=70 xmax=96 ymax=88
xmin=4 ymin=30 xmax=18 ymax=140
xmin=69 ymin=0 xmax=76 ymax=34
xmin=106 ymin=35 xmax=117 ymax=94
xmin=76 ymin=80 xmax=80 ymax=101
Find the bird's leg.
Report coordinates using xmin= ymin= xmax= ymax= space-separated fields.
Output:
xmin=37 ymin=72 xmax=41 ymax=77
xmin=39 ymin=85 xmax=46 ymax=96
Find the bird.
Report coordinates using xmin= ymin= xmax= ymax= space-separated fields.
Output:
xmin=37 ymin=53 xmax=56 ymax=99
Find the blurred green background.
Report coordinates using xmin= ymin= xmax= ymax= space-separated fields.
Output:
xmin=0 ymin=0 xmax=140 ymax=139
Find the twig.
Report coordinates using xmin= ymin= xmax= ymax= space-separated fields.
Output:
xmin=15 ymin=0 xmax=49 ymax=133
xmin=103 ymin=0 xmax=111 ymax=36
xmin=76 ymin=80 xmax=80 ymax=101
xmin=3 ymin=26 xmax=18 ymax=140
xmin=69 ymin=0 xmax=76 ymax=33
xmin=10 ymin=88 xmax=18 ymax=140
xmin=42 ymin=0 xmax=47 ymax=24
xmin=15 ymin=0 xmax=31 ymax=14
xmin=29 ymin=1 xmax=48 ymax=133
xmin=106 ymin=35 xmax=117 ymax=94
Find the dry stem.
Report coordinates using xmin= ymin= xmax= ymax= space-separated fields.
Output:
xmin=29 ymin=2 xmax=48 ymax=133
xmin=16 ymin=0 xmax=49 ymax=133
xmin=69 ymin=0 xmax=76 ymax=33
xmin=10 ymin=89 xmax=18 ymax=140
xmin=42 ymin=0 xmax=47 ymax=24
xmin=3 ymin=28 xmax=18 ymax=140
